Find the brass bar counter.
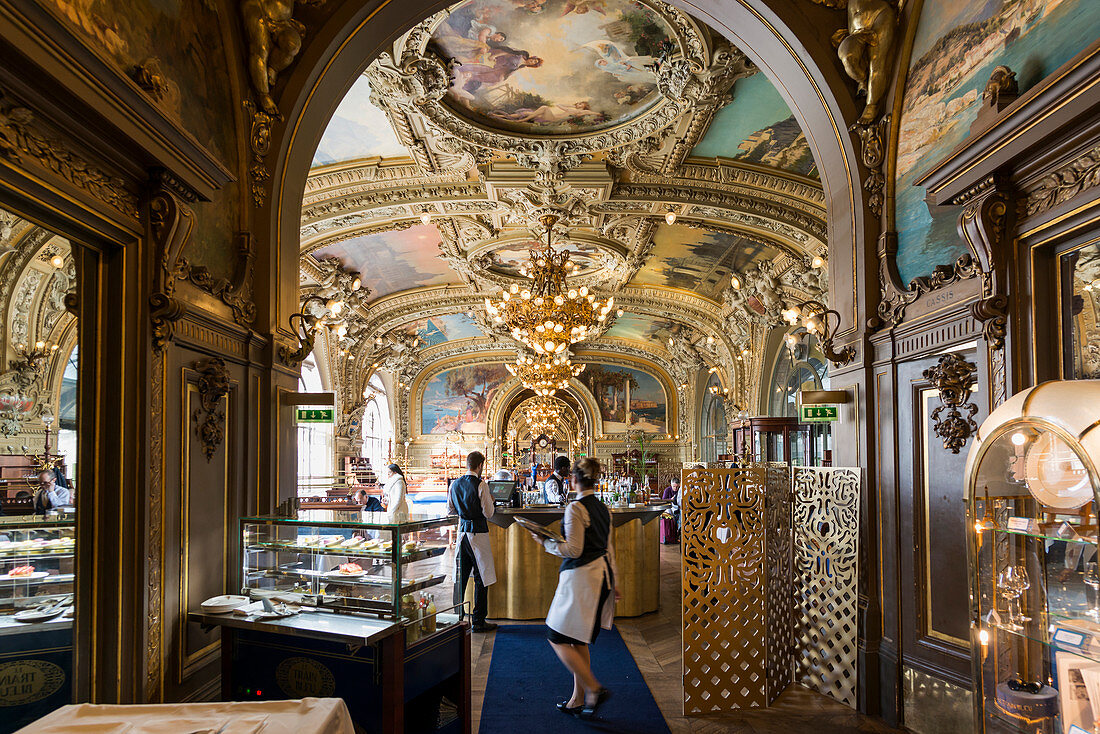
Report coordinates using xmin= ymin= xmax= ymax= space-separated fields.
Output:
xmin=479 ymin=503 xmax=667 ymax=620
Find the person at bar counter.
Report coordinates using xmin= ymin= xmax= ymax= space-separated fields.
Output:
xmin=528 ymin=457 xmax=618 ymax=720
xmin=447 ymin=451 xmax=497 ymax=632
xmin=34 ymin=467 xmax=71 ymax=513
xmin=660 ymin=476 xmax=679 ymax=544
xmin=541 ymin=455 xmax=569 ymax=505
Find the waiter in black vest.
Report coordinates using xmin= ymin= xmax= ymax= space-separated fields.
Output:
xmin=447 ymin=451 xmax=498 ymax=632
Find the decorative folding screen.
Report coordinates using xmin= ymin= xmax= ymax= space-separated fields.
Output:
xmin=681 ymin=465 xmax=793 ymax=713
xmin=792 ymin=466 xmax=860 ymax=707
xmin=681 ymin=464 xmax=860 ymax=714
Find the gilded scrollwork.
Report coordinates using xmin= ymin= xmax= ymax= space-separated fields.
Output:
xmin=147 ymin=175 xmax=197 ymax=352
xmin=923 ymin=352 xmax=979 ymax=454
xmin=192 ymin=357 xmax=231 ymax=461
xmin=1026 ymin=143 xmax=1100 ymax=218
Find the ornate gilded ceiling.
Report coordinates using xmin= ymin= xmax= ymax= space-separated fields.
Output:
xmin=298 ymin=0 xmax=831 ymax=442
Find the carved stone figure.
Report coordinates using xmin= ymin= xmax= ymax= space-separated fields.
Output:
xmin=241 ymin=0 xmax=324 ymax=114
xmin=832 ymin=0 xmax=897 ymax=125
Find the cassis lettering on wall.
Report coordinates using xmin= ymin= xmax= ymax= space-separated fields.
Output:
xmin=0 ymin=660 xmax=65 ymax=706
xmin=908 ymin=278 xmax=982 ymax=321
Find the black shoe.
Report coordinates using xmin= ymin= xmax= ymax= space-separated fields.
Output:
xmin=471 ymin=621 xmax=498 ymax=633
xmin=556 ymin=700 xmax=582 ymax=716
xmin=579 ymin=688 xmax=611 ymax=720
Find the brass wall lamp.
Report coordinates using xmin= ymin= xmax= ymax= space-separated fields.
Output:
xmin=781 ymin=300 xmax=856 ymax=367
xmin=278 ymin=294 xmax=345 ymax=368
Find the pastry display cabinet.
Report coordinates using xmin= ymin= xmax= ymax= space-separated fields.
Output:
xmin=966 ymin=380 xmax=1100 ymax=734
xmin=0 ymin=515 xmax=75 ymax=626
xmin=241 ymin=512 xmax=457 ymax=622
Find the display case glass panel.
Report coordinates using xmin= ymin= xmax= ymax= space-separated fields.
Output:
xmin=0 ymin=516 xmax=76 ymax=628
xmin=970 ymin=421 xmax=1100 ymax=734
xmin=241 ymin=511 xmax=456 ymax=627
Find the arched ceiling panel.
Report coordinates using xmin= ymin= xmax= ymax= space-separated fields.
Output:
xmin=311 ymin=76 xmax=411 ymax=167
xmin=690 ymin=73 xmax=818 ymax=178
xmin=403 ymin=312 xmax=485 ymax=346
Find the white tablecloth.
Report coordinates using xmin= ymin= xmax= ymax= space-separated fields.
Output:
xmin=16 ymin=697 xmax=354 ymax=734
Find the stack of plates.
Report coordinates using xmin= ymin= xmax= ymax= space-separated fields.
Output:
xmin=200 ymin=594 xmax=248 ymax=614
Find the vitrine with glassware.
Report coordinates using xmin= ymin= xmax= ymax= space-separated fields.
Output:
xmin=966 ymin=380 xmax=1100 ymax=733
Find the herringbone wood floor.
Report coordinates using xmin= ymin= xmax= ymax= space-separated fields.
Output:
xmin=471 ymin=544 xmax=905 ymax=733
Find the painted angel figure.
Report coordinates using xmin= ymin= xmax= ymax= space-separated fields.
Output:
xmin=562 ymin=0 xmax=607 ymax=16
xmin=488 ymin=101 xmax=602 ymax=125
xmin=582 ymin=41 xmax=655 ymax=85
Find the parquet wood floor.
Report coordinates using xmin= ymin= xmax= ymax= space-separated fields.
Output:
xmin=471 ymin=544 xmax=905 ymax=733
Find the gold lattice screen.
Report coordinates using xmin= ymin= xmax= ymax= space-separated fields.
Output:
xmin=792 ymin=466 xmax=860 ymax=708
xmin=681 ymin=465 xmax=793 ymax=713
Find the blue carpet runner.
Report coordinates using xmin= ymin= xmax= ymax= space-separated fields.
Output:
xmin=480 ymin=624 xmax=671 ymax=734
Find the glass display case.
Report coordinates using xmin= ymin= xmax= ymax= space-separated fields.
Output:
xmin=241 ymin=511 xmax=457 ymax=624
xmin=967 ymin=380 xmax=1100 ymax=734
xmin=0 ymin=515 xmax=76 ymax=628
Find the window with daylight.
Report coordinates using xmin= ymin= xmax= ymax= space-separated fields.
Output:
xmin=297 ymin=354 xmax=333 ymax=485
xmin=362 ymin=374 xmax=391 ymax=474
xmin=700 ymin=373 xmax=728 ymax=463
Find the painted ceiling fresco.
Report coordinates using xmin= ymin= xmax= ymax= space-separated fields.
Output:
xmin=310 ymin=225 xmax=459 ymax=300
xmin=406 ymin=313 xmax=485 ymax=346
xmin=487 ymin=240 xmax=606 ymax=277
xmin=630 ymin=224 xmax=778 ymax=301
xmin=690 ymin=73 xmax=817 ymax=178
xmin=602 ymin=314 xmax=676 ymax=343
xmin=429 ymin=0 xmax=672 ymax=135
xmin=422 ymin=363 xmax=511 ymax=434
xmin=312 ymin=75 xmax=410 ymax=167
xmin=895 ymin=0 xmax=1100 ymax=284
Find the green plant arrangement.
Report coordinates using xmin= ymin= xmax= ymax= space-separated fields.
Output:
xmin=631 ymin=431 xmax=653 ymax=497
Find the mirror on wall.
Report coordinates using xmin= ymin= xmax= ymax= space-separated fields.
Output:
xmin=1063 ymin=242 xmax=1100 ymax=379
xmin=0 ymin=205 xmax=80 ymax=731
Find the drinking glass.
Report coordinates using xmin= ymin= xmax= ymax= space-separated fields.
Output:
xmin=998 ymin=567 xmax=1024 ymax=630
xmin=1013 ymin=565 xmax=1031 ymax=623
xmin=1085 ymin=563 xmax=1100 ymax=619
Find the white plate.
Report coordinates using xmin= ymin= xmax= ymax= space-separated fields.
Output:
xmin=0 ymin=571 xmax=49 ymax=581
xmin=14 ymin=607 xmax=67 ymax=622
xmin=326 ymin=569 xmax=366 ymax=578
xmin=200 ymin=594 xmax=249 ymax=613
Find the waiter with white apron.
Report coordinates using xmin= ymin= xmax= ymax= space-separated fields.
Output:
xmin=530 ymin=457 xmax=618 ymax=720
xmin=447 ymin=451 xmax=498 ymax=632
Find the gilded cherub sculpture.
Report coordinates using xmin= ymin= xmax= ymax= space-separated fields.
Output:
xmin=828 ymin=0 xmax=898 ymax=125
xmin=241 ymin=0 xmax=324 ymax=115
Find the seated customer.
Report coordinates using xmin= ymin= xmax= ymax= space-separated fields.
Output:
xmin=34 ymin=468 xmax=71 ymax=513
xmin=660 ymin=477 xmax=680 ymax=544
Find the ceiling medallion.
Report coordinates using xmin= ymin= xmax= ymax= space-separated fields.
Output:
xmin=484 ymin=214 xmax=617 ymax=355
xmin=524 ymin=395 xmax=565 ymax=435
xmin=507 ymin=352 xmax=585 ymax=396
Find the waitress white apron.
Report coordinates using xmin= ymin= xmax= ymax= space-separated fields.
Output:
xmin=459 ymin=530 xmax=497 ymax=587
xmin=546 ymin=554 xmax=614 ymax=644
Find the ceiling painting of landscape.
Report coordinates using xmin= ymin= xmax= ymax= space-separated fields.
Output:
xmin=631 ymin=224 xmax=776 ymax=301
xmin=895 ymin=0 xmax=1100 ymax=285
xmin=429 ymin=0 xmax=673 ymax=135
xmin=407 ymin=313 xmax=485 ymax=346
xmin=422 ymin=363 xmax=510 ymax=434
xmin=311 ymin=225 xmax=458 ymax=300
xmin=579 ymin=363 xmax=666 ymax=433
xmin=603 ymin=314 xmax=676 ymax=343
xmin=690 ymin=73 xmax=817 ymax=177
xmin=312 ymin=75 xmax=410 ymax=167
xmin=488 ymin=240 xmax=605 ymax=277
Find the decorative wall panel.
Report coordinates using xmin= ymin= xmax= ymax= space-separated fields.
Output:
xmin=682 ymin=466 xmax=769 ymax=712
xmin=792 ymin=466 xmax=860 ymax=708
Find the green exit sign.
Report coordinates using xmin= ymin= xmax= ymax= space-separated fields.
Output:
xmin=800 ymin=405 xmax=839 ymax=423
xmin=297 ymin=408 xmax=334 ymax=424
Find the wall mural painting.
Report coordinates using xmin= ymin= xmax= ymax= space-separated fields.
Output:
xmin=580 ymin=363 xmax=666 ymax=433
xmin=408 ymin=313 xmax=485 ymax=346
xmin=690 ymin=73 xmax=818 ymax=178
xmin=631 ymin=224 xmax=776 ymax=300
xmin=313 ymin=75 xmax=411 ymax=167
xmin=1066 ymin=243 xmax=1100 ymax=379
xmin=421 ymin=363 xmax=511 ymax=434
xmin=311 ymin=225 xmax=459 ymax=300
xmin=429 ymin=0 xmax=674 ymax=135
xmin=896 ymin=0 xmax=1100 ymax=285
xmin=488 ymin=240 xmax=605 ymax=277
xmin=603 ymin=314 xmax=676 ymax=342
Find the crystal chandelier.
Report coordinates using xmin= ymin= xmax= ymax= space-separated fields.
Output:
xmin=524 ymin=396 xmax=564 ymax=435
xmin=506 ymin=353 xmax=585 ymax=397
xmin=484 ymin=214 xmax=617 ymax=355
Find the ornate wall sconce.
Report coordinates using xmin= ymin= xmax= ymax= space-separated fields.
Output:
xmin=922 ymin=352 xmax=978 ymax=454
xmin=278 ymin=295 xmax=346 ymax=368
xmin=780 ymin=300 xmax=855 ymax=367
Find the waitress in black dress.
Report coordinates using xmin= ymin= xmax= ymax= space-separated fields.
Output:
xmin=529 ymin=457 xmax=618 ymax=720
